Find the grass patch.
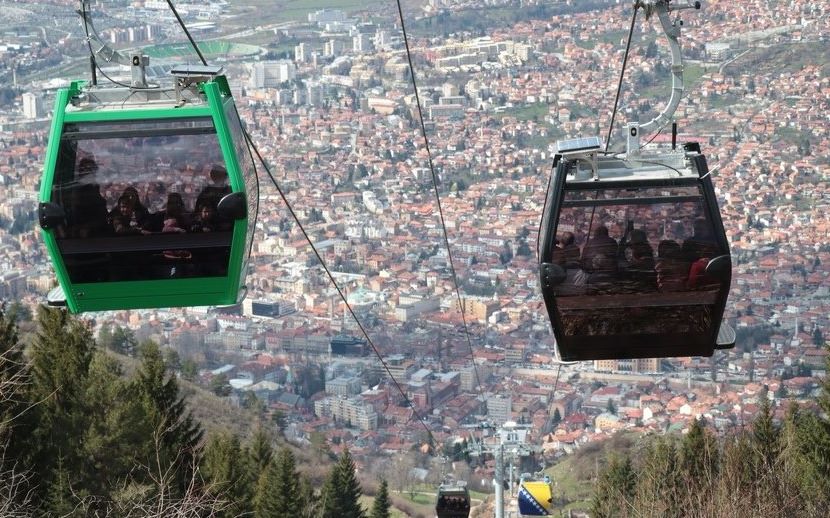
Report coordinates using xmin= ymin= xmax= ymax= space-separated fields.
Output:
xmin=544 ymin=432 xmax=639 ymax=512
xmin=230 ymin=0 xmax=386 ymax=25
xmin=705 ymin=93 xmax=741 ymax=109
xmin=495 ymin=103 xmax=550 ymax=122
xmin=575 ymin=30 xmax=629 ymax=50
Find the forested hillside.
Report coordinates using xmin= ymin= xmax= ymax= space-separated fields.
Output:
xmin=0 ymin=305 xmax=391 ymax=518
xmin=590 ymin=354 xmax=830 ymax=517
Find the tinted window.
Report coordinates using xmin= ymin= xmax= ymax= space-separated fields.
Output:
xmin=225 ymin=102 xmax=259 ymax=275
xmin=52 ymin=118 xmax=232 ymax=283
xmin=550 ymin=184 xmax=727 ymax=341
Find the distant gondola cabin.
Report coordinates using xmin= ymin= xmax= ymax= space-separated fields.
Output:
xmin=539 ymin=138 xmax=733 ymax=360
xmin=38 ymin=67 xmax=257 ymax=313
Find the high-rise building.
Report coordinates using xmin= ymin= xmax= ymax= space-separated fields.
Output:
xmin=487 ymin=394 xmax=512 ymax=425
xmin=295 ymin=42 xmax=309 ymax=63
xmin=22 ymin=92 xmax=41 ymax=119
xmin=353 ymin=33 xmax=374 ymax=54
xmin=249 ymin=61 xmax=296 ymax=88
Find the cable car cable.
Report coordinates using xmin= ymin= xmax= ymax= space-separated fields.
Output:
xmin=394 ymin=0 xmax=484 ymax=399
xmin=164 ymin=0 xmax=439 ymax=451
xmin=165 ymin=0 xmax=208 ymax=67
xmin=604 ymin=4 xmax=641 ymax=153
xmin=159 ymin=0 xmax=438 ymax=449
xmin=79 ymin=2 xmax=137 ymax=90
xmin=243 ymin=130 xmax=438 ymax=449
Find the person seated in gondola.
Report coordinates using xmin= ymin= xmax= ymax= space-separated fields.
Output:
xmin=586 ymin=254 xmax=617 ymax=295
xmin=554 ymin=232 xmax=587 ymax=296
xmin=656 ymin=239 xmax=690 ymax=292
xmin=553 ymin=231 xmax=581 ymax=269
xmin=681 ymin=217 xmax=719 ymax=262
xmin=111 ymin=194 xmax=152 ymax=236
xmin=109 ymin=186 xmax=150 ymax=230
xmin=581 ymin=225 xmax=618 ymax=274
xmin=196 ymin=165 xmax=231 ymax=210
xmin=190 ymin=201 xmax=220 ymax=233
xmin=63 ymin=157 xmax=109 ymax=238
xmin=622 ymin=239 xmax=657 ymax=293
xmin=144 ymin=193 xmax=190 ymax=234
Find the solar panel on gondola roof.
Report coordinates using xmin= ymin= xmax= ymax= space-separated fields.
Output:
xmin=555 ymin=136 xmax=602 ymax=154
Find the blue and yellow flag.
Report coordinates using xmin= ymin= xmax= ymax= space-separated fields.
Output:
xmin=518 ymin=480 xmax=553 ymax=516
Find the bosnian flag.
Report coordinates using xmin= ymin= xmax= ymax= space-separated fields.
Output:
xmin=518 ymin=481 xmax=553 ymax=516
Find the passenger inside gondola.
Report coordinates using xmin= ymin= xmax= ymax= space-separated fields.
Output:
xmin=145 ymin=193 xmax=190 ymax=233
xmin=655 ymin=239 xmax=689 ymax=292
xmin=110 ymin=186 xmax=150 ymax=228
xmin=196 ymin=165 xmax=231 ymax=210
xmin=64 ymin=157 xmax=109 ymax=239
xmin=581 ymin=225 xmax=618 ymax=273
xmin=190 ymin=202 xmax=218 ymax=233
xmin=111 ymin=194 xmax=151 ymax=235
xmin=553 ymin=231 xmax=580 ymax=269
xmin=682 ymin=217 xmax=719 ymax=261
xmin=620 ymin=229 xmax=657 ymax=293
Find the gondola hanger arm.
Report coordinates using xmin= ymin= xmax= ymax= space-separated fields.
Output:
xmin=636 ymin=0 xmax=701 ymax=136
xmin=77 ymin=0 xmax=150 ymax=87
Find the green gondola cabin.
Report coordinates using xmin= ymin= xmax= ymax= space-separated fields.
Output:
xmin=38 ymin=66 xmax=258 ymax=313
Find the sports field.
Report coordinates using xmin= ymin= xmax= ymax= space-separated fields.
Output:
xmin=142 ymin=40 xmax=263 ymax=59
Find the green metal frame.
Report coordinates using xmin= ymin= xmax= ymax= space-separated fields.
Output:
xmin=39 ymin=77 xmax=251 ymax=313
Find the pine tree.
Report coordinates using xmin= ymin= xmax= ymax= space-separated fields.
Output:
xmin=0 ymin=304 xmax=26 ymax=454
xmin=790 ymin=345 xmax=830 ymax=514
xmin=133 ymin=340 xmax=204 ymax=495
xmin=297 ymin=475 xmax=318 ymax=518
xmin=679 ymin=418 xmax=719 ymax=488
xmin=752 ymin=399 xmax=779 ymax=474
xmin=202 ymin=432 xmax=253 ymax=518
xmin=249 ymin=426 xmax=274 ymax=477
xmin=370 ymin=479 xmax=391 ymax=518
xmin=45 ymin=457 xmax=83 ymax=517
xmin=26 ymin=307 xmax=94 ymax=501
xmin=254 ymin=447 xmax=300 ymax=517
xmin=590 ymin=454 xmax=636 ymax=518
xmin=80 ymin=353 xmax=152 ymax=503
xmin=633 ymin=437 xmax=680 ymax=517
xmin=551 ymin=408 xmax=562 ymax=427
xmin=322 ymin=447 xmax=364 ymax=518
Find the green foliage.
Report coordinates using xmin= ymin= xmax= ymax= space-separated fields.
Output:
xmin=254 ymin=447 xmax=302 ymax=517
xmin=133 ymin=340 xmax=204 ymax=494
xmin=98 ymin=323 xmax=137 ymax=355
xmin=679 ymin=418 xmax=719 ymax=487
xmin=590 ymin=367 xmax=830 ymax=517
xmin=370 ymin=479 xmax=391 ymax=518
xmin=0 ymin=303 xmax=25 ymax=449
xmin=80 ymin=353 xmax=152 ymax=500
xmin=202 ymin=432 xmax=253 ymax=518
xmin=633 ymin=437 xmax=680 ymax=516
xmin=322 ymin=447 xmax=365 ymax=518
xmin=591 ymin=454 xmax=636 ymax=518
xmin=27 ymin=307 xmax=95 ymax=498
xmin=210 ymin=373 xmax=232 ymax=397
xmin=249 ymin=426 xmax=274 ymax=475
xmin=181 ymin=358 xmax=199 ymax=381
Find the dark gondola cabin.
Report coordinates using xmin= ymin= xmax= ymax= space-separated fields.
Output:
xmin=539 ymin=137 xmax=733 ymax=361
xmin=436 ymin=483 xmax=471 ymax=518
xmin=38 ymin=66 xmax=257 ymax=313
